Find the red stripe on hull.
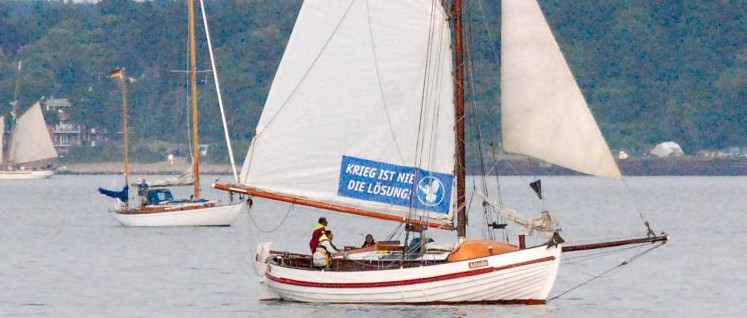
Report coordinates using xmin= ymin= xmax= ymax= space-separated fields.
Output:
xmin=266 ymin=256 xmax=555 ymax=289
xmin=266 ymin=299 xmax=547 ymax=305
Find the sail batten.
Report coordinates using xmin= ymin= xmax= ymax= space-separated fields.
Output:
xmin=501 ymin=0 xmax=621 ymax=179
xmin=8 ymin=102 xmax=58 ymax=165
xmin=240 ymin=0 xmax=457 ymax=221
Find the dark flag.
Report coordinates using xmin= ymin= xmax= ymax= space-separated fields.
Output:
xmin=98 ymin=186 xmax=129 ymax=202
xmin=529 ymin=179 xmax=542 ymax=199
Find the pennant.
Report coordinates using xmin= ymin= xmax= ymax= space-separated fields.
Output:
xmin=529 ymin=179 xmax=542 ymax=200
xmin=109 ymin=68 xmax=124 ymax=79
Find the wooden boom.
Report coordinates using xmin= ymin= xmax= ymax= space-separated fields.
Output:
xmin=213 ymin=183 xmax=454 ymax=230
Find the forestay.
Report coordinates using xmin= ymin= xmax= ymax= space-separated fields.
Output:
xmin=0 ymin=116 xmax=5 ymax=164
xmin=8 ymin=103 xmax=58 ymax=165
xmin=501 ymin=0 xmax=621 ymax=179
xmin=240 ymin=0 xmax=456 ymax=222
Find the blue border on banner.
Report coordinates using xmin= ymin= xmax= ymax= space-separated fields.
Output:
xmin=337 ymin=156 xmax=453 ymax=214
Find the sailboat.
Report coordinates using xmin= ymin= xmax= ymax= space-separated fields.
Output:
xmin=214 ymin=0 xmax=668 ymax=304
xmin=99 ymin=0 xmax=242 ymax=227
xmin=1 ymin=61 xmax=59 ymax=180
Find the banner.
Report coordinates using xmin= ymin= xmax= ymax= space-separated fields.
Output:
xmin=338 ymin=156 xmax=452 ymax=214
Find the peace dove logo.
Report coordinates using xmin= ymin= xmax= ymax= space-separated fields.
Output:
xmin=417 ymin=176 xmax=445 ymax=207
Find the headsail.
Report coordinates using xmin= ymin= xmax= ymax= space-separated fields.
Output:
xmin=8 ymin=102 xmax=58 ymax=165
xmin=239 ymin=0 xmax=456 ymax=224
xmin=501 ymin=0 xmax=621 ymax=179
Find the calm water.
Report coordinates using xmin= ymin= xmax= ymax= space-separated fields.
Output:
xmin=1 ymin=175 xmax=744 ymax=317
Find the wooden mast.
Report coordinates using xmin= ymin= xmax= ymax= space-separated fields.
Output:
xmin=452 ymin=0 xmax=467 ymax=239
xmin=120 ymin=68 xmax=130 ymax=206
xmin=188 ymin=0 xmax=201 ymax=200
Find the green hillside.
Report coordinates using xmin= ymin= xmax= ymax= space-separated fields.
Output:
xmin=0 ymin=0 xmax=744 ymax=164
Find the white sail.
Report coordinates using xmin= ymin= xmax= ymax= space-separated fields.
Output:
xmin=8 ymin=102 xmax=58 ymax=165
xmin=0 ymin=116 xmax=5 ymax=164
xmin=148 ymin=166 xmax=195 ymax=187
xmin=240 ymin=0 xmax=456 ymax=221
xmin=501 ymin=0 xmax=621 ymax=179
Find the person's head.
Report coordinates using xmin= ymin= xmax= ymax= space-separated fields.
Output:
xmin=318 ymin=217 xmax=328 ymax=226
xmin=365 ymin=234 xmax=374 ymax=243
xmin=319 ymin=230 xmax=332 ymax=242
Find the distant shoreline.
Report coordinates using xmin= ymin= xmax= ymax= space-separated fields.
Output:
xmin=59 ymin=161 xmax=235 ymax=175
xmin=58 ymin=158 xmax=746 ymax=176
xmin=483 ymin=157 xmax=746 ymax=176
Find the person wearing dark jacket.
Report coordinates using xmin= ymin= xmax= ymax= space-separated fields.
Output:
xmin=361 ymin=234 xmax=375 ymax=247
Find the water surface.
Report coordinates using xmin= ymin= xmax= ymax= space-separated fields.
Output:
xmin=1 ymin=175 xmax=744 ymax=317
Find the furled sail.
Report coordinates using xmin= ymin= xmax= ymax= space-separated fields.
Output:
xmin=148 ymin=166 xmax=195 ymax=187
xmin=501 ymin=0 xmax=621 ymax=179
xmin=8 ymin=102 xmax=58 ymax=165
xmin=476 ymin=192 xmax=558 ymax=238
xmin=240 ymin=0 xmax=456 ymax=223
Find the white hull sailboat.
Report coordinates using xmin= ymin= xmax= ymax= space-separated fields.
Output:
xmin=257 ymin=243 xmax=560 ymax=304
xmin=216 ymin=0 xmax=667 ymax=304
xmin=0 ymin=169 xmax=54 ymax=180
xmin=1 ymin=63 xmax=59 ymax=180
xmin=111 ymin=201 xmax=242 ymax=227
xmin=99 ymin=0 xmax=242 ymax=227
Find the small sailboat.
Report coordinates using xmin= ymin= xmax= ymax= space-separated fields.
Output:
xmin=215 ymin=0 xmax=667 ymax=304
xmin=1 ymin=61 xmax=58 ymax=180
xmin=99 ymin=0 xmax=242 ymax=227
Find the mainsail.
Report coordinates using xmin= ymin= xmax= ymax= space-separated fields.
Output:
xmin=7 ymin=102 xmax=58 ymax=165
xmin=239 ymin=0 xmax=456 ymax=223
xmin=501 ymin=0 xmax=621 ymax=179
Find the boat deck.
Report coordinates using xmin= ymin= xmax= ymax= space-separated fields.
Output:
xmin=269 ymin=253 xmax=447 ymax=271
xmin=117 ymin=200 xmax=218 ymax=214
xmin=268 ymin=241 xmax=450 ymax=272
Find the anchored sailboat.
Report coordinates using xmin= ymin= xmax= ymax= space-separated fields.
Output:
xmin=1 ymin=61 xmax=58 ymax=180
xmin=99 ymin=0 xmax=242 ymax=227
xmin=215 ymin=0 xmax=667 ymax=304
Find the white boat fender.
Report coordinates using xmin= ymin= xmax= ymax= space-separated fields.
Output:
xmin=254 ymin=242 xmax=273 ymax=278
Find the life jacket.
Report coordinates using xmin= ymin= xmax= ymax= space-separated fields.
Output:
xmin=313 ymin=235 xmax=332 ymax=267
xmin=309 ymin=223 xmax=326 ymax=254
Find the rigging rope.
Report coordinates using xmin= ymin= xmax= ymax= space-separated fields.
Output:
xmin=403 ymin=0 xmax=447 ymax=254
xmin=364 ymin=0 xmax=406 ymax=163
xmin=548 ymin=241 xmax=667 ymax=302
xmin=246 ymin=203 xmax=294 ymax=233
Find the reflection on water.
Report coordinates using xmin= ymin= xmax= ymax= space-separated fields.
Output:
xmin=0 ymin=175 xmax=744 ymax=317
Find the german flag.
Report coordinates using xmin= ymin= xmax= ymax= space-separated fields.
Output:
xmin=109 ymin=68 xmax=124 ymax=79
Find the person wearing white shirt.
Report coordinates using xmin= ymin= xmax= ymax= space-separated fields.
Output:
xmin=313 ymin=231 xmax=339 ymax=268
